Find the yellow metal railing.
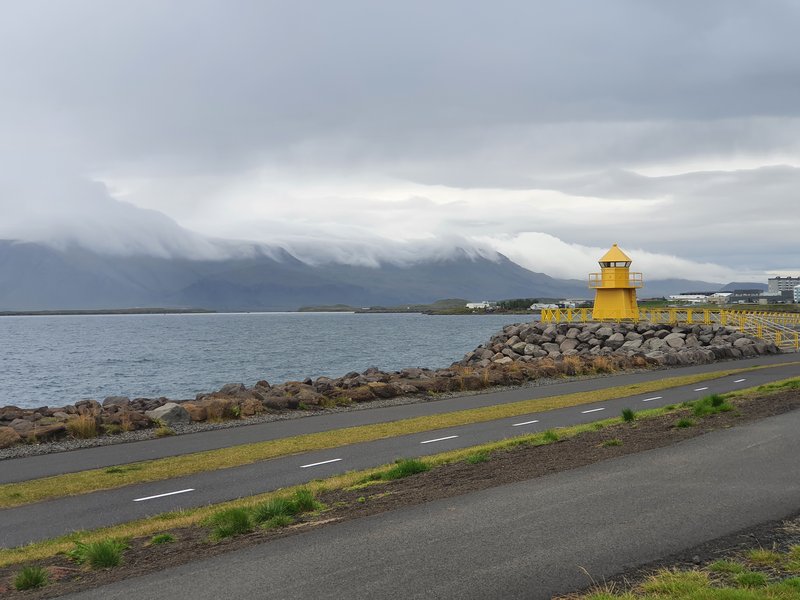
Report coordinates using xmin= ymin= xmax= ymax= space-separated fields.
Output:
xmin=539 ymin=307 xmax=800 ymax=351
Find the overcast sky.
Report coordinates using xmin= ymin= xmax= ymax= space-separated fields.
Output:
xmin=1 ymin=0 xmax=799 ymax=282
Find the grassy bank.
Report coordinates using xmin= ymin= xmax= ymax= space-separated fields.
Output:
xmin=0 ymin=366 xmax=781 ymax=509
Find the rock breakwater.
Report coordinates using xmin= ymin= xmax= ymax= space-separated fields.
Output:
xmin=0 ymin=321 xmax=781 ymax=449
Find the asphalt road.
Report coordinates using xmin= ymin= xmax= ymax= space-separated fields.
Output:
xmin=1 ymin=359 xmax=797 ymax=548
xmin=2 ymin=352 xmax=798 ymax=485
xmin=64 ymin=408 xmax=800 ymax=600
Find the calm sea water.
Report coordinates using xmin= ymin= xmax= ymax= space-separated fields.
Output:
xmin=0 ymin=312 xmax=525 ymax=409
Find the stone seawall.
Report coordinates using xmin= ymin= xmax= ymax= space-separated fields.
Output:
xmin=0 ymin=321 xmax=782 ymax=449
xmin=459 ymin=321 xmax=780 ymax=368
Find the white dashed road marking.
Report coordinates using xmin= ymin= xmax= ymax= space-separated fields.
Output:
xmin=512 ymin=419 xmax=540 ymax=427
xmin=694 ymin=387 xmax=709 ymax=392
xmin=581 ymin=408 xmax=606 ymax=414
xmin=734 ymin=379 xmax=747 ymax=383
xmin=642 ymin=396 xmax=662 ymax=402
xmin=133 ymin=489 xmax=195 ymax=502
xmin=420 ymin=435 xmax=459 ymax=444
xmin=300 ymin=458 xmax=342 ymax=469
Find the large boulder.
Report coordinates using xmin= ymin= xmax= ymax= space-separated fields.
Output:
xmin=145 ymin=402 xmax=191 ymax=425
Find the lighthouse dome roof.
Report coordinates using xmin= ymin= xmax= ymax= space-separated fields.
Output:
xmin=599 ymin=244 xmax=632 ymax=263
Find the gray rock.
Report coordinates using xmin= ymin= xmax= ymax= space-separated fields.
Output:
xmin=560 ymin=339 xmax=579 ymax=352
xmin=103 ymin=396 xmax=131 ymax=408
xmin=596 ymin=326 xmax=614 ymax=339
xmin=605 ymin=332 xmax=625 ymax=349
xmin=145 ymin=402 xmax=191 ymax=425
xmin=666 ymin=336 xmax=685 ymax=349
xmin=511 ymin=342 xmax=528 ymax=354
xmin=542 ymin=342 xmax=561 ymax=353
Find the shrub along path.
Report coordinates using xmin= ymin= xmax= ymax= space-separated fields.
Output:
xmin=1 ymin=382 xmax=798 ymax=598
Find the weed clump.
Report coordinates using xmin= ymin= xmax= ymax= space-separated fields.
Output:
xmin=67 ymin=539 xmax=128 ymax=568
xmin=541 ymin=429 xmax=559 ymax=443
xmin=208 ymin=508 xmax=252 ymax=540
xmin=602 ymin=438 xmax=622 ymax=447
xmin=66 ymin=415 xmax=98 ymax=439
xmin=14 ymin=565 xmax=49 ymax=590
xmin=621 ymin=408 xmax=636 ymax=422
xmin=693 ymin=394 xmax=733 ymax=417
xmin=252 ymin=489 xmax=322 ymax=528
xmin=150 ymin=533 xmax=175 ymax=545
xmin=379 ymin=458 xmax=430 ymax=480
xmin=675 ymin=418 xmax=695 ymax=428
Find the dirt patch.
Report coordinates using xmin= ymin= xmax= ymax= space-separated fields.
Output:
xmin=2 ymin=389 xmax=799 ymax=598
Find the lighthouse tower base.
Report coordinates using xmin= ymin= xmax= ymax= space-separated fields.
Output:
xmin=592 ymin=288 xmax=640 ymax=321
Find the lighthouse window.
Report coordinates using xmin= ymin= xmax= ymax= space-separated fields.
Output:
xmin=601 ymin=261 xmax=631 ymax=267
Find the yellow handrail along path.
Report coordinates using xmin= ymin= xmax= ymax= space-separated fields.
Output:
xmin=540 ymin=307 xmax=800 ymax=351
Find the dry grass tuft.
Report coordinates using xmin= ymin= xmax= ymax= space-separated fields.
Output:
xmin=65 ymin=415 xmax=98 ymax=439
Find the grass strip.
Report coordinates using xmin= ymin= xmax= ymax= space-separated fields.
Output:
xmin=2 ymin=377 xmax=796 ymax=568
xmin=0 ymin=364 xmax=794 ymax=510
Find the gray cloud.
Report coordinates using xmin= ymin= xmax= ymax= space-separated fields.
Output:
xmin=0 ymin=1 xmax=798 ymax=278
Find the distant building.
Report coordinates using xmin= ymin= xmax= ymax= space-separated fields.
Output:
xmin=794 ymin=285 xmax=800 ymax=303
xmin=707 ymin=292 xmax=732 ymax=305
xmin=668 ymin=294 xmax=711 ymax=304
xmin=530 ymin=302 xmax=558 ymax=310
xmin=768 ymin=276 xmax=800 ymax=293
xmin=465 ymin=301 xmax=492 ymax=309
xmin=728 ymin=289 xmax=768 ymax=304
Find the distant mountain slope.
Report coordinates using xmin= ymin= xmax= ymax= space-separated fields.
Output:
xmin=0 ymin=241 xmax=587 ymax=311
xmin=0 ymin=240 xmax=760 ymax=311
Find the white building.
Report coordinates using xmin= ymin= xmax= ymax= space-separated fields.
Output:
xmin=466 ymin=301 xmax=491 ymax=309
xmin=668 ymin=294 xmax=711 ymax=304
xmin=794 ymin=285 xmax=800 ymax=303
xmin=769 ymin=276 xmax=800 ymax=293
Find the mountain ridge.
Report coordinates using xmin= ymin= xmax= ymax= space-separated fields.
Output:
xmin=0 ymin=239 xmax=744 ymax=311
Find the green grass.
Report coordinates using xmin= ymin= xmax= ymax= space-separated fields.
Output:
xmin=735 ymin=571 xmax=768 ymax=588
xmin=675 ymin=418 xmax=695 ymax=428
xmin=149 ymin=533 xmax=175 ymax=545
xmin=465 ymin=450 xmax=490 ymax=464
xmin=621 ymin=408 xmax=636 ymax=422
xmin=14 ymin=565 xmax=49 ymax=590
xmin=692 ymin=394 xmax=734 ymax=417
xmin=709 ymin=560 xmax=746 ymax=574
xmin=640 ymin=569 xmax=710 ymax=594
xmin=208 ymin=508 xmax=252 ymax=540
xmin=67 ymin=539 xmax=128 ymax=569
xmin=371 ymin=458 xmax=430 ymax=481
xmin=262 ymin=515 xmax=294 ymax=529
xmin=602 ymin=438 xmax=622 ymax=447
xmin=1 ymin=367 xmax=779 ymax=510
xmin=253 ymin=498 xmax=295 ymax=524
xmin=542 ymin=429 xmax=559 ymax=442
xmin=746 ymin=548 xmax=783 ymax=566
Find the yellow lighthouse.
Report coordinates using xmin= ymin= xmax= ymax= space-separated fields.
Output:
xmin=590 ymin=244 xmax=643 ymax=321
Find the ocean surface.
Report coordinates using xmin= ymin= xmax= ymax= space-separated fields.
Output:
xmin=0 ymin=312 xmax=527 ymax=409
